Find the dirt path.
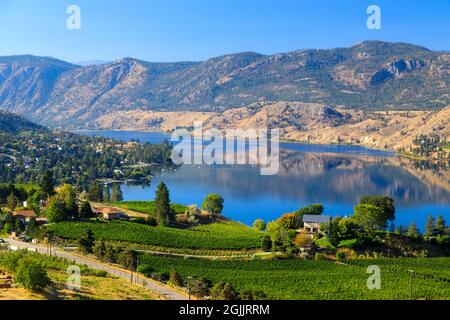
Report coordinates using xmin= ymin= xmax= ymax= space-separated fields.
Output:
xmin=5 ymin=238 xmax=188 ymax=300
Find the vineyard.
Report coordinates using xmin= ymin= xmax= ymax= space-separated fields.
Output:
xmin=138 ymin=255 xmax=450 ymax=300
xmin=47 ymin=221 xmax=263 ymax=251
xmin=113 ymin=201 xmax=188 ymax=216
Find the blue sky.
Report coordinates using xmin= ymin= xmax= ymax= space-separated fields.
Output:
xmin=0 ymin=0 xmax=448 ymax=62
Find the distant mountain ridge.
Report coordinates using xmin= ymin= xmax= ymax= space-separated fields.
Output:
xmin=0 ymin=41 xmax=448 ymax=128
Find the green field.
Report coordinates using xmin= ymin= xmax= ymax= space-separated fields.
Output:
xmin=113 ymin=201 xmax=188 ymax=215
xmin=138 ymin=255 xmax=450 ymax=300
xmin=47 ymin=221 xmax=263 ymax=251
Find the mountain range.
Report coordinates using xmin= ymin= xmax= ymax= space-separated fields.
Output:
xmin=0 ymin=41 xmax=448 ymax=129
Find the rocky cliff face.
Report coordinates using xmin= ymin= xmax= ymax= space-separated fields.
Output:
xmin=0 ymin=41 xmax=448 ymax=128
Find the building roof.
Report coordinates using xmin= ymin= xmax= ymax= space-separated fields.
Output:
xmin=302 ymin=215 xmax=332 ymax=224
xmin=13 ymin=210 xmax=37 ymax=218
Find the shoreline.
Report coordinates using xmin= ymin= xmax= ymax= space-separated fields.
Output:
xmin=71 ymin=129 xmax=398 ymax=155
xmin=71 ymin=129 xmax=449 ymax=162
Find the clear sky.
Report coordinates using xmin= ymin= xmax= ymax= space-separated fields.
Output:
xmin=0 ymin=0 xmax=448 ymax=63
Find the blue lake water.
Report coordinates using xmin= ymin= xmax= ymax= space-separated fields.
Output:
xmin=75 ymin=130 xmax=450 ymax=230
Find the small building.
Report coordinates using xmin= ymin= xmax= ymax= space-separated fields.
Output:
xmin=13 ymin=210 xmax=37 ymax=223
xmin=97 ymin=208 xmax=127 ymax=221
xmin=302 ymin=215 xmax=332 ymax=235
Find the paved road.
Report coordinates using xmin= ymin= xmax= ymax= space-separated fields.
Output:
xmin=4 ymin=237 xmax=188 ymax=300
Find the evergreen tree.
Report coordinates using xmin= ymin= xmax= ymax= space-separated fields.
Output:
xmin=407 ymin=222 xmax=420 ymax=239
xmin=6 ymin=193 xmax=18 ymax=211
xmin=154 ymin=182 xmax=172 ymax=226
xmin=103 ymin=186 xmax=111 ymax=203
xmin=104 ymin=243 xmax=115 ymax=264
xmin=425 ymin=215 xmax=435 ymax=237
xmin=79 ymin=229 xmax=95 ymax=254
xmin=88 ymin=182 xmax=103 ymax=203
xmin=40 ymin=170 xmax=55 ymax=198
xmin=435 ymin=215 xmax=446 ymax=235
xmin=93 ymin=240 xmax=107 ymax=261
xmin=79 ymin=201 xmax=94 ymax=220
xmin=111 ymin=184 xmax=123 ymax=202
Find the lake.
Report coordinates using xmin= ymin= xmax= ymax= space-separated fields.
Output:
xmin=75 ymin=130 xmax=450 ymax=230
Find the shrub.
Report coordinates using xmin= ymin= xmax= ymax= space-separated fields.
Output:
xmin=336 ymin=251 xmax=346 ymax=261
xmin=16 ymin=260 xmax=51 ymax=292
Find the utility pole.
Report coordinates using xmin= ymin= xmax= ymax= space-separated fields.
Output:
xmin=408 ymin=270 xmax=414 ymax=301
xmin=187 ymin=276 xmax=192 ymax=301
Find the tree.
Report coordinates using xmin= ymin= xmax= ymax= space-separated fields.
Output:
xmin=16 ymin=260 xmax=51 ymax=292
xmin=293 ymin=233 xmax=312 ymax=248
xmin=202 ymin=194 xmax=224 ymax=215
xmin=168 ymin=269 xmax=183 ymax=287
xmin=261 ymin=235 xmax=272 ymax=252
xmin=79 ymin=229 xmax=95 ymax=254
xmin=58 ymin=184 xmax=78 ymax=217
xmin=45 ymin=198 xmax=68 ymax=223
xmin=253 ymin=219 xmax=266 ymax=231
xmin=40 ymin=170 xmax=55 ymax=198
xmin=104 ymin=243 xmax=115 ymax=264
xmin=407 ymin=222 xmax=420 ymax=239
xmin=353 ymin=204 xmax=387 ymax=232
xmin=93 ymin=240 xmax=106 ymax=261
xmin=211 ymin=282 xmax=239 ymax=300
xmin=111 ymin=184 xmax=123 ymax=203
xmin=435 ymin=215 xmax=446 ymax=236
xmin=79 ymin=201 xmax=94 ymax=220
xmin=6 ymin=193 xmax=18 ymax=211
xmin=3 ymin=222 xmax=13 ymax=234
xmin=103 ymin=186 xmax=111 ymax=203
xmin=296 ymin=204 xmax=324 ymax=227
xmin=425 ymin=215 xmax=435 ymax=237
xmin=187 ymin=277 xmax=210 ymax=299
xmin=337 ymin=218 xmax=359 ymax=239
xmin=154 ymin=182 xmax=173 ymax=227
xmin=88 ymin=182 xmax=103 ymax=203
xmin=117 ymin=249 xmax=137 ymax=270
xmin=277 ymin=213 xmax=300 ymax=230
xmin=359 ymin=196 xmax=396 ymax=223
xmin=266 ymin=220 xmax=285 ymax=245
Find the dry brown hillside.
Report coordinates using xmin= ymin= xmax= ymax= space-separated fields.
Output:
xmin=92 ymin=102 xmax=449 ymax=152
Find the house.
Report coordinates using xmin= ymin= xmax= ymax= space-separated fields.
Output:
xmin=95 ymin=207 xmax=128 ymax=221
xmin=302 ymin=215 xmax=332 ymax=235
xmin=13 ymin=210 xmax=37 ymax=223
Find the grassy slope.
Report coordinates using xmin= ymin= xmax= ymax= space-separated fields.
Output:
xmin=139 ymin=255 xmax=450 ymax=300
xmin=0 ymin=251 xmax=160 ymax=300
xmin=48 ymin=221 xmax=263 ymax=250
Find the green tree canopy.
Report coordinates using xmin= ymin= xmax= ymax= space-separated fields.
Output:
xmin=45 ymin=197 xmax=68 ymax=223
xmin=252 ymin=219 xmax=266 ymax=231
xmin=202 ymin=194 xmax=224 ymax=215
xmin=359 ymin=196 xmax=396 ymax=223
xmin=353 ymin=204 xmax=386 ymax=232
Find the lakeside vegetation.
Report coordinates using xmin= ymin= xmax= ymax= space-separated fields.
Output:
xmin=0 ymin=111 xmax=174 ymax=188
